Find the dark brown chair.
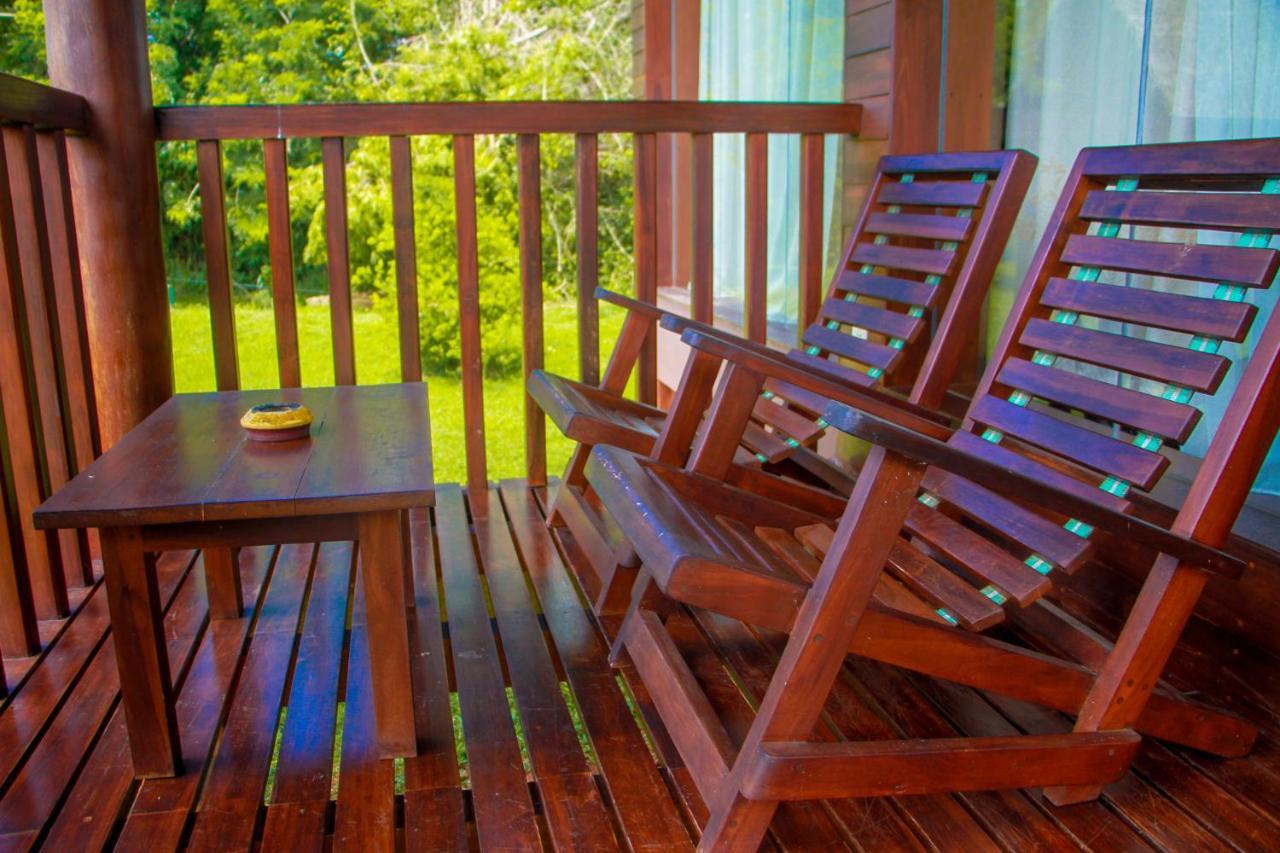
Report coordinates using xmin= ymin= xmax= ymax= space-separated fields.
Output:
xmin=530 ymin=150 xmax=1036 ymax=617
xmin=586 ymin=138 xmax=1279 ymax=850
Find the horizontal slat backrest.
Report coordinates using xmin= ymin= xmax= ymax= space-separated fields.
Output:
xmin=926 ymin=139 xmax=1280 ymax=610
xmin=775 ymin=151 xmax=1038 ymax=437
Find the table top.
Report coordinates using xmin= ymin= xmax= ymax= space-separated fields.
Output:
xmin=35 ymin=383 xmax=433 ymax=529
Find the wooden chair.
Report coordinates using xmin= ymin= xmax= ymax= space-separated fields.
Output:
xmin=585 ymin=138 xmax=1280 ymax=850
xmin=530 ymin=150 xmax=1036 ymax=616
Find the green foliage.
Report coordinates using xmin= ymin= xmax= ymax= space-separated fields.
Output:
xmin=2 ymin=0 xmax=633 ymax=375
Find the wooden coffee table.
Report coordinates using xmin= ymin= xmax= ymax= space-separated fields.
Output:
xmin=35 ymin=383 xmax=432 ymax=778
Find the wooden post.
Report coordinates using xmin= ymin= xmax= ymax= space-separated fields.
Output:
xmin=44 ymin=0 xmax=173 ymax=448
xmin=889 ymin=0 xmax=944 ymax=154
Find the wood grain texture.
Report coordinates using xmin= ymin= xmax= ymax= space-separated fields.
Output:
xmin=575 ymin=133 xmax=600 ymax=386
xmin=389 ymin=135 xmax=420 ymax=382
xmin=691 ymin=131 xmax=714 ymax=323
xmin=517 ymin=134 xmax=546 ymax=485
xmin=322 ymin=137 xmax=355 ymax=385
xmin=453 ymin=134 xmax=487 ymax=498
xmin=263 ymin=138 xmax=301 ymax=387
xmin=156 ymin=101 xmax=863 ymax=140
xmin=744 ymin=132 xmax=769 ymax=343
xmin=36 ymin=384 xmax=434 ymax=528
xmin=196 ymin=139 xmax=239 ymax=391
xmin=0 ymin=72 xmax=88 ymax=131
xmin=633 ymin=132 xmax=658 ymax=404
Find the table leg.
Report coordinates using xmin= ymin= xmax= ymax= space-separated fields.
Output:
xmin=203 ymin=546 xmax=243 ymax=618
xmin=357 ymin=509 xmax=417 ymax=758
xmin=99 ymin=526 xmax=183 ymax=777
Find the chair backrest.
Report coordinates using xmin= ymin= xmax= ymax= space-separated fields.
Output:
xmin=954 ymin=139 xmax=1280 ymax=563
xmin=790 ymin=151 xmax=1036 ymax=410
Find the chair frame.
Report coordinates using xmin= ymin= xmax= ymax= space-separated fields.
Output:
xmin=589 ymin=138 xmax=1280 ymax=850
xmin=534 ymin=150 xmax=1036 ymax=617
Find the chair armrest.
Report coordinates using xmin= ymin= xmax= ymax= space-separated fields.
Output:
xmin=594 ymin=286 xmax=667 ymax=320
xmin=676 ymin=326 xmax=954 ymax=441
xmin=821 ymin=400 xmax=1248 ymax=579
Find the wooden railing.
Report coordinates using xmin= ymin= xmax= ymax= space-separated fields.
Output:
xmin=155 ymin=101 xmax=863 ymax=497
xmin=0 ymin=74 xmax=99 ymax=661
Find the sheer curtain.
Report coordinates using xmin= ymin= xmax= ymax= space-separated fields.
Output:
xmin=1001 ymin=0 xmax=1280 ymax=494
xmin=699 ymin=0 xmax=843 ymax=326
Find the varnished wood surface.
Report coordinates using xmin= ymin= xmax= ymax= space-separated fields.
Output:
xmin=155 ymin=101 xmax=863 ymax=140
xmin=0 ymin=480 xmax=1277 ymax=850
xmin=35 ymin=385 xmax=433 ymax=529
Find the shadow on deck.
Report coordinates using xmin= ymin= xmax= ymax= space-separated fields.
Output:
xmin=0 ymin=480 xmax=1277 ymax=850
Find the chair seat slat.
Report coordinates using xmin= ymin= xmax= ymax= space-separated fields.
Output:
xmin=922 ymin=469 xmax=1094 ymax=572
xmin=1019 ymin=318 xmax=1229 ymax=393
xmin=1041 ymin=277 xmax=1256 ymax=342
xmin=904 ymin=504 xmax=1052 ymax=606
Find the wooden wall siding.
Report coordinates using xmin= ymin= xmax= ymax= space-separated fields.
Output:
xmin=160 ymin=101 xmax=861 ymax=496
xmin=0 ymin=77 xmax=101 ymax=663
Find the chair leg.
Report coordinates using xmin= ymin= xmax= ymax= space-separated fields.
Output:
xmin=1045 ymin=554 xmax=1208 ymax=805
xmin=700 ymin=448 xmax=926 ymax=850
xmin=547 ymin=444 xmax=592 ymax=528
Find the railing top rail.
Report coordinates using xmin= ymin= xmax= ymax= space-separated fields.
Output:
xmin=0 ymin=73 xmax=88 ymax=132
xmin=155 ymin=100 xmax=863 ymax=141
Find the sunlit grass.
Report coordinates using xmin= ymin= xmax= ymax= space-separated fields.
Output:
xmin=170 ymin=301 xmax=625 ymax=485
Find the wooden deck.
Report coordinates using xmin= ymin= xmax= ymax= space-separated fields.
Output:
xmin=0 ymin=480 xmax=1277 ymax=851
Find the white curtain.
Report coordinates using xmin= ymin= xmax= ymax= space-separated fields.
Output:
xmin=1002 ymin=0 xmax=1280 ymax=494
xmin=699 ymin=0 xmax=843 ymax=326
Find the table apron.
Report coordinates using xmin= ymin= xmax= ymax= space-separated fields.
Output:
xmin=140 ymin=513 xmax=361 ymax=551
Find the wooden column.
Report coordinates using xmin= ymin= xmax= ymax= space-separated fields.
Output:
xmin=643 ymin=0 xmax=674 ymax=292
xmin=889 ymin=0 xmax=944 ymax=154
xmin=44 ymin=0 xmax=173 ymax=448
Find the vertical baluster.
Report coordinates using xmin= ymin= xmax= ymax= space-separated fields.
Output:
xmin=389 ymin=136 xmax=421 ymax=383
xmin=37 ymin=130 xmax=99 ymax=467
xmin=691 ymin=132 xmax=714 ymax=324
xmin=798 ymin=133 xmax=825 ymax=340
xmin=575 ymin=133 xmax=599 ymax=387
xmin=517 ymin=134 xmax=546 ymax=486
xmin=6 ymin=126 xmax=86 ymax=589
xmin=453 ymin=134 xmax=487 ymax=500
xmin=322 ymin=137 xmax=356 ymax=385
xmin=0 ymin=132 xmax=58 ymax=640
xmin=633 ymin=132 xmax=658 ymax=404
xmin=196 ymin=139 xmax=239 ymax=391
xmin=263 ymin=138 xmax=301 ymax=388
xmin=744 ymin=132 xmax=768 ymax=344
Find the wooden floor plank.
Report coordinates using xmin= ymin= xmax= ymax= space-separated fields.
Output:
xmin=49 ymin=547 xmax=273 ymax=852
xmin=185 ymin=543 xmax=314 ymax=852
xmin=400 ymin=506 xmax=471 ymax=847
xmin=268 ymin=542 xmax=352 ymax=806
xmin=0 ymin=551 xmax=194 ymax=790
xmin=504 ymin=481 xmax=698 ymax=850
xmin=689 ymin=609 xmax=934 ymax=851
xmin=0 ymin=482 xmax=1276 ymax=852
xmin=331 ymin=622 xmax=396 ymax=853
xmin=478 ymin=486 xmax=618 ymax=851
xmin=0 ymin=551 xmax=199 ymax=840
xmin=436 ymin=486 xmax=541 ymax=850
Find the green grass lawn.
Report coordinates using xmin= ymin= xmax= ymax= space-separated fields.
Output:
xmin=170 ymin=300 xmax=625 ymax=485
